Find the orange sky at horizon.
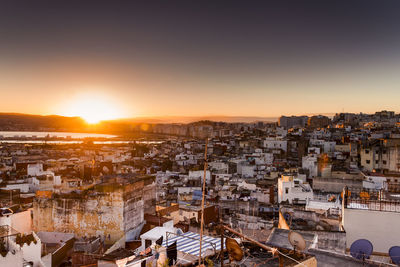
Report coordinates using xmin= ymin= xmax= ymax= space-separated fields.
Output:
xmin=2 ymin=56 xmax=400 ymax=121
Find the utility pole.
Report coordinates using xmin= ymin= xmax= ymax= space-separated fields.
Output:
xmin=199 ymin=138 xmax=208 ymax=266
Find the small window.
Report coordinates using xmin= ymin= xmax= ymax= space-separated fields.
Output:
xmin=383 ymin=160 xmax=387 ymax=165
xmin=366 ymin=160 xmax=370 ymax=164
xmin=383 ymin=150 xmax=387 ymax=154
xmin=285 ymin=188 xmax=289 ymax=194
xmin=375 ymin=160 xmax=378 ymax=164
xmin=365 ymin=150 xmax=369 ymax=154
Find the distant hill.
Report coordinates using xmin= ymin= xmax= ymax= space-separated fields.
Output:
xmin=0 ymin=113 xmax=280 ymax=134
xmin=113 ymin=115 xmax=279 ymax=124
xmin=0 ymin=112 xmax=343 ymax=135
xmin=0 ymin=113 xmax=88 ymax=132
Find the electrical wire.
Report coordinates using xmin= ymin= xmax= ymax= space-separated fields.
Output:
xmin=276 ymin=250 xmax=307 ymax=267
xmin=253 ymin=255 xmax=278 ymax=267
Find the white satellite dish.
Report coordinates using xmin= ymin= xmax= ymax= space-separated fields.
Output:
xmin=288 ymin=231 xmax=306 ymax=252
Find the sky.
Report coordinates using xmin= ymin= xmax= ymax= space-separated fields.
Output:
xmin=1 ymin=1 xmax=400 ymax=120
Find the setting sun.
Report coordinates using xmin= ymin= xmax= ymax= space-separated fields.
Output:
xmin=62 ymin=92 xmax=124 ymax=124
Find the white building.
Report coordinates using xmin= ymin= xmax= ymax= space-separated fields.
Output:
xmin=139 ymin=223 xmax=177 ymax=251
xmin=237 ymin=181 xmax=257 ymax=191
xmin=323 ymin=141 xmax=336 ymax=154
xmin=188 ymin=170 xmax=211 ymax=183
xmin=208 ymin=161 xmax=229 ymax=174
xmin=237 ymin=162 xmax=255 ymax=178
xmin=276 ymin=127 xmax=288 ymax=138
xmin=302 ymin=155 xmax=318 ymax=178
xmin=278 ymin=175 xmax=313 ymax=204
xmin=0 ymin=209 xmax=32 ymax=234
xmin=0 ymin=231 xmax=43 ymax=267
xmin=214 ymin=173 xmax=232 ymax=184
xmin=263 ymin=138 xmax=287 ymax=152
xmin=27 ymin=163 xmax=44 ymax=176
xmin=362 ymin=175 xmax=387 ymax=190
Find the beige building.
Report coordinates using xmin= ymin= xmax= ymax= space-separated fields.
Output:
xmin=360 ymin=139 xmax=400 ymax=172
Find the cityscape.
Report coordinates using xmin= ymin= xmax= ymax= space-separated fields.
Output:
xmin=1 ymin=1 xmax=400 ymax=267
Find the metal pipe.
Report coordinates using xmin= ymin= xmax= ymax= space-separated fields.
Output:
xmin=222 ymin=225 xmax=275 ymax=253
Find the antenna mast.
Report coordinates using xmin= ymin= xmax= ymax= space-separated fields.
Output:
xmin=199 ymin=137 xmax=208 ymax=265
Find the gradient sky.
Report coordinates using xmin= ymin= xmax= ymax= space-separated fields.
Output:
xmin=1 ymin=1 xmax=400 ymax=119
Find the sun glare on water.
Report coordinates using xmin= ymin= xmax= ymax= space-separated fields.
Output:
xmin=63 ymin=93 xmax=123 ymax=124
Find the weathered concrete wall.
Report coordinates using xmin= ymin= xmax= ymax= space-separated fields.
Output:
xmin=143 ymin=183 xmax=156 ymax=214
xmin=34 ymin=194 xmax=125 ymax=243
xmin=312 ymin=177 xmax=362 ymax=193
xmin=33 ymin=181 xmax=148 ymax=244
xmin=299 ymin=230 xmax=346 ymax=253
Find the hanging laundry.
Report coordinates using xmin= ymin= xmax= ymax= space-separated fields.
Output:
xmin=156 ymin=236 xmax=163 ymax=245
xmin=167 ymin=241 xmax=177 ymax=266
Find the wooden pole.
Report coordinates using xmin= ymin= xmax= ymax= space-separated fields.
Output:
xmin=222 ymin=225 xmax=275 ymax=253
xmin=279 ymin=251 xmax=284 ymax=267
xmin=220 ymin=223 xmax=224 ymax=267
xmin=199 ymin=138 xmax=208 ymax=266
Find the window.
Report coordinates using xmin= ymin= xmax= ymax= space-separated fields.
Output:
xmin=285 ymin=188 xmax=289 ymax=194
xmin=383 ymin=160 xmax=387 ymax=165
xmin=375 ymin=160 xmax=378 ymax=164
xmin=383 ymin=150 xmax=387 ymax=154
xmin=365 ymin=150 xmax=369 ymax=154
xmin=366 ymin=160 xmax=370 ymax=164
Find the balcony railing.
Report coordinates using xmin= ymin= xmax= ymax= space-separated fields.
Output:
xmin=346 ymin=199 xmax=400 ymax=213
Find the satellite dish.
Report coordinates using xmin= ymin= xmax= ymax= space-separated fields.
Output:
xmin=226 ymin=238 xmax=244 ymax=261
xmin=288 ymin=231 xmax=306 ymax=252
xmin=102 ymin=166 xmax=109 ymax=173
xmin=389 ymin=246 xmax=400 ymax=265
xmin=350 ymin=239 xmax=373 ymax=260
